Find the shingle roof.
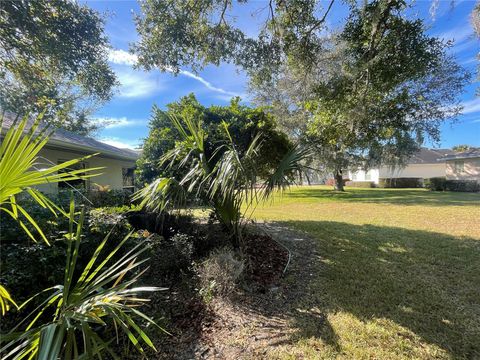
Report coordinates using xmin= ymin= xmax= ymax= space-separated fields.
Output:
xmin=1 ymin=113 xmax=140 ymax=161
xmin=407 ymin=148 xmax=455 ymax=164
xmin=441 ymin=148 xmax=480 ymax=161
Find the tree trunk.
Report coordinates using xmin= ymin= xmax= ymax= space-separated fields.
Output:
xmin=334 ymin=170 xmax=344 ymax=191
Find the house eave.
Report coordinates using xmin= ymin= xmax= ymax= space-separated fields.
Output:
xmin=46 ymin=139 xmax=139 ymax=162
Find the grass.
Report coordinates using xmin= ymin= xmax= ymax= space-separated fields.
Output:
xmin=251 ymin=186 xmax=480 ymax=359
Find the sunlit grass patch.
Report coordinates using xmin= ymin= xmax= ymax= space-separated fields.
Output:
xmin=252 ymin=186 xmax=480 ymax=359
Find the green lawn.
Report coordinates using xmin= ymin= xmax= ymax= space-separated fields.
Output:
xmin=252 ymin=186 xmax=480 ymax=359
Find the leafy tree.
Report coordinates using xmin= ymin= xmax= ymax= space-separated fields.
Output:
xmin=136 ymin=94 xmax=292 ymax=184
xmin=134 ymin=114 xmax=309 ymax=247
xmin=253 ymin=1 xmax=469 ymax=190
xmin=132 ymin=0 xmax=337 ymax=80
xmin=0 ymin=0 xmax=117 ymax=135
xmin=452 ymin=144 xmax=473 ymax=152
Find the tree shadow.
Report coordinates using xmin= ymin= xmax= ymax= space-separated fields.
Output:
xmin=282 ymin=187 xmax=480 ymax=206
xmin=231 ymin=221 xmax=480 ymax=358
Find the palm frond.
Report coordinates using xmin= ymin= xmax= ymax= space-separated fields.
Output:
xmin=0 ymin=202 xmax=164 ymax=359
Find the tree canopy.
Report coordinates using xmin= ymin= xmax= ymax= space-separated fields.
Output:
xmin=0 ymin=0 xmax=117 ymax=135
xmin=136 ymin=94 xmax=292 ymax=185
xmin=252 ymin=1 xmax=469 ymax=190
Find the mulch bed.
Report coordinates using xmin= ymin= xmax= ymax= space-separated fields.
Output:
xmin=242 ymin=233 xmax=289 ymax=288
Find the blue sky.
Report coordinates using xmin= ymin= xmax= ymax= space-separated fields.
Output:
xmin=85 ymin=0 xmax=479 ymax=150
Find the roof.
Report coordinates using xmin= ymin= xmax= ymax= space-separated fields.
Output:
xmin=441 ymin=148 xmax=480 ymax=161
xmin=407 ymin=148 xmax=455 ymax=164
xmin=1 ymin=114 xmax=140 ymax=161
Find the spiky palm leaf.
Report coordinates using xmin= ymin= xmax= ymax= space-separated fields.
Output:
xmin=0 ymin=202 xmax=164 ymax=359
xmin=0 ymin=112 xmax=101 ymax=315
xmin=135 ymin=114 xmax=311 ymax=246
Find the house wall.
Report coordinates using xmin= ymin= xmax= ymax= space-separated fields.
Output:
xmin=348 ymin=163 xmax=446 ymax=184
xmin=347 ymin=169 xmax=380 ymax=183
xmin=378 ymin=163 xmax=445 ymax=180
xmin=446 ymin=158 xmax=480 ymax=181
xmin=35 ymin=147 xmax=137 ymax=193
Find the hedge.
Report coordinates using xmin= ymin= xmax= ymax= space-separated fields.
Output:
xmin=424 ymin=178 xmax=480 ymax=192
xmin=378 ymin=177 xmax=423 ymax=188
xmin=345 ymin=181 xmax=375 ymax=188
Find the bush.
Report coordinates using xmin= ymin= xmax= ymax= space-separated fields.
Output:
xmin=424 ymin=178 xmax=480 ymax=192
xmin=445 ymin=180 xmax=480 ymax=192
xmin=424 ymin=177 xmax=446 ymax=191
xmin=196 ymin=248 xmax=244 ymax=299
xmin=146 ymin=232 xmax=194 ymax=276
xmin=345 ymin=181 xmax=375 ymax=188
xmin=378 ymin=177 xmax=423 ymax=188
xmin=88 ymin=206 xmax=134 ymax=237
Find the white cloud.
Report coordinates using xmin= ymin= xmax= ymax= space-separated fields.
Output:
xmin=179 ymin=70 xmax=241 ymax=97
xmin=107 ymin=48 xmax=241 ymax=98
xmin=92 ymin=116 xmax=146 ymax=129
xmin=461 ymin=98 xmax=480 ymax=115
xmin=99 ymin=137 xmax=141 ymax=150
xmin=108 ymin=49 xmax=138 ymax=66
xmin=116 ymin=69 xmax=160 ymax=98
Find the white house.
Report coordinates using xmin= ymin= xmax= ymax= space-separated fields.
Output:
xmin=348 ymin=148 xmax=455 ymax=184
xmin=2 ymin=116 xmax=140 ymax=194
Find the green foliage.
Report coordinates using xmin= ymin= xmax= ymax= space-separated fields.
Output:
xmin=452 ymin=145 xmax=473 ymax=153
xmin=0 ymin=113 xmax=101 ymax=244
xmin=378 ymin=178 xmax=423 ymax=189
xmin=133 ymin=0 xmax=334 ymax=78
xmin=0 ymin=204 xmax=163 ymax=359
xmin=253 ymin=1 xmax=469 ymax=191
xmin=444 ymin=180 xmax=480 ymax=193
xmin=0 ymin=0 xmax=117 ymax=134
xmin=136 ymin=94 xmax=291 ymax=184
xmin=424 ymin=177 xmax=447 ymax=191
xmin=135 ymin=112 xmax=310 ymax=246
xmin=146 ymin=232 xmax=194 ymax=276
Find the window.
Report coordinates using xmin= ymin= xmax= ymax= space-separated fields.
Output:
xmin=58 ymin=160 xmax=87 ymax=190
xmin=454 ymin=160 xmax=464 ymax=174
xmin=122 ymin=167 xmax=135 ymax=194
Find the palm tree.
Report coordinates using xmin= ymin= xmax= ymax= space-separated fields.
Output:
xmin=134 ymin=115 xmax=311 ymax=247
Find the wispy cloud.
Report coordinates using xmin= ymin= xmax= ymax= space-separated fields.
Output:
xmin=108 ymin=49 xmax=241 ymax=97
xmin=116 ymin=69 xmax=161 ymax=98
xmin=99 ymin=136 xmax=141 ymax=150
xmin=461 ymin=98 xmax=480 ymax=115
xmin=179 ymin=70 xmax=240 ymax=97
xmin=93 ymin=116 xmax=146 ymax=129
xmin=436 ymin=23 xmax=474 ymax=45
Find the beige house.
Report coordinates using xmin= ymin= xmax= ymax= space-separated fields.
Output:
xmin=2 ymin=116 xmax=139 ymax=194
xmin=442 ymin=149 xmax=480 ymax=182
xmin=348 ymin=148 xmax=454 ymax=184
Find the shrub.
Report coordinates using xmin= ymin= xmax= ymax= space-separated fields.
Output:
xmin=445 ymin=180 xmax=480 ymax=192
xmin=146 ymin=232 xmax=194 ymax=276
xmin=345 ymin=181 xmax=375 ymax=188
xmin=88 ymin=206 xmax=134 ymax=236
xmin=196 ymin=248 xmax=244 ymax=299
xmin=378 ymin=177 xmax=423 ymax=188
xmin=424 ymin=177 xmax=446 ymax=191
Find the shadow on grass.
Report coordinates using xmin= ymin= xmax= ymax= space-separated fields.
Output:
xmin=283 ymin=187 xmax=480 ymax=206
xmin=236 ymin=221 xmax=480 ymax=358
